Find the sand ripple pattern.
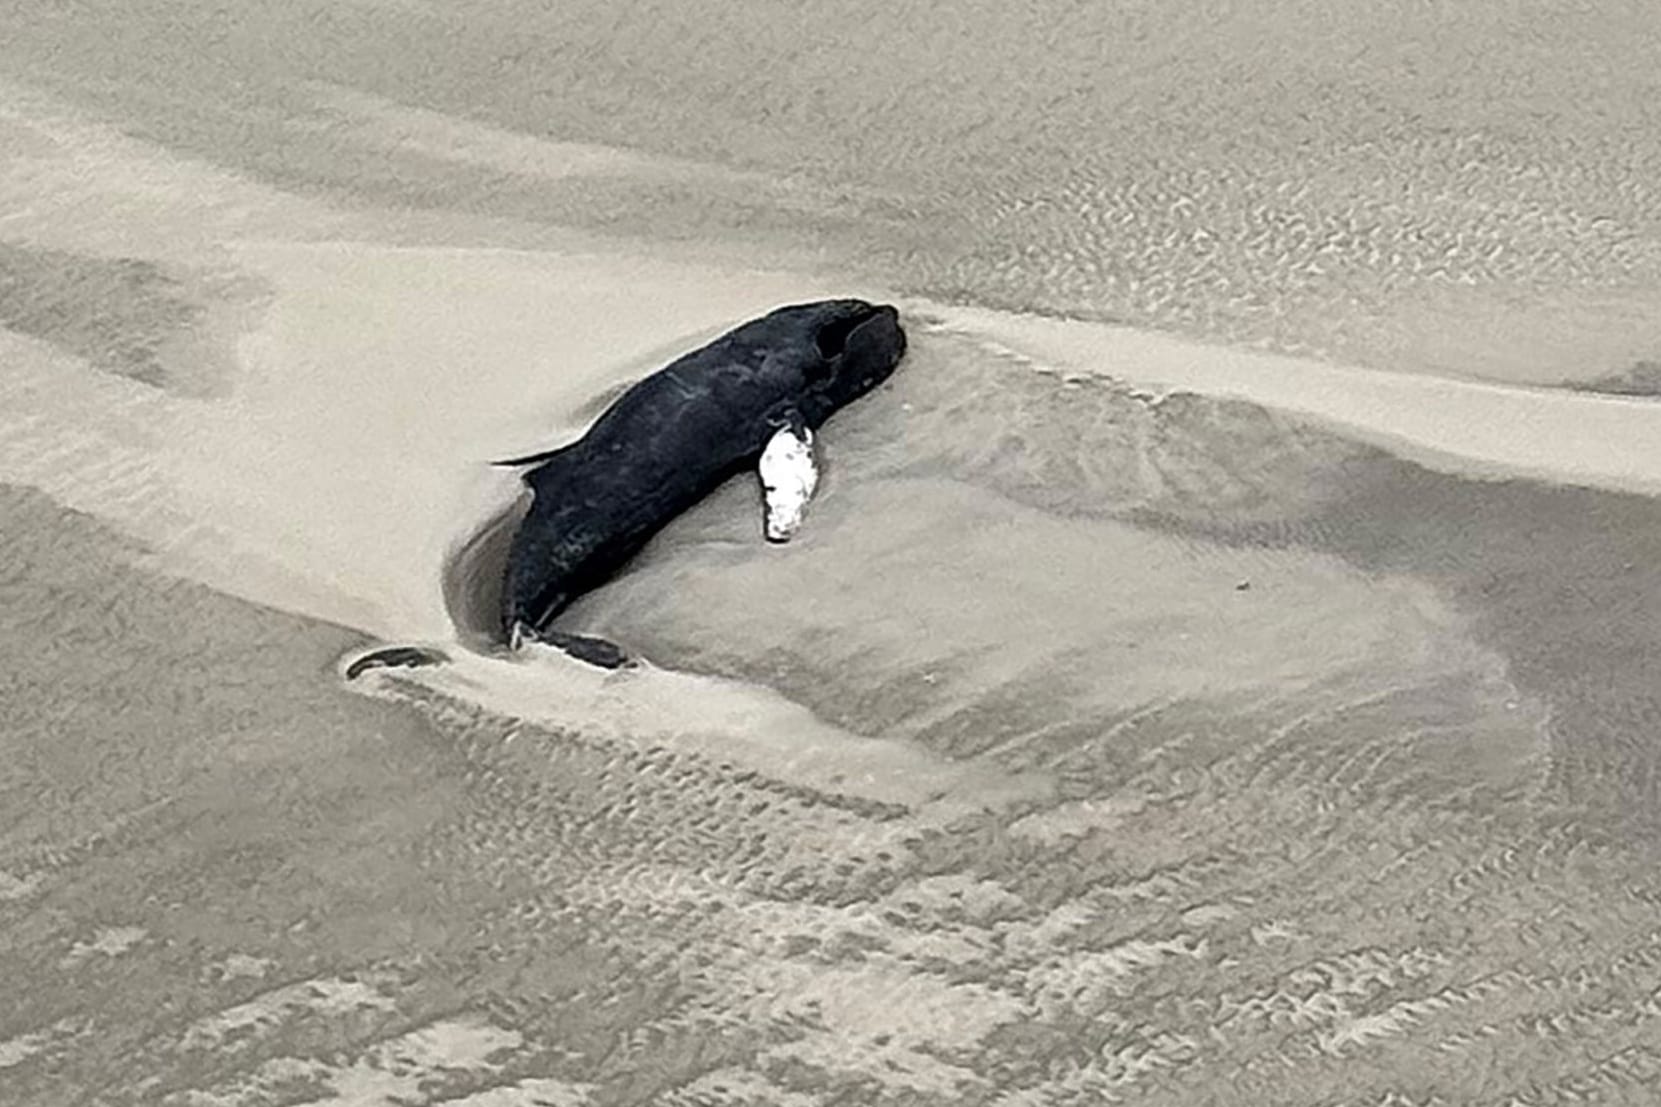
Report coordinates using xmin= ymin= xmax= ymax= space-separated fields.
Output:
xmin=5 ymin=9 xmax=1661 ymax=1100
xmin=9 ymin=0 xmax=1660 ymax=379
xmin=10 ymin=313 xmax=1661 ymax=1101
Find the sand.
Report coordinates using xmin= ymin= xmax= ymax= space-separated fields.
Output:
xmin=5 ymin=4 xmax=1661 ymax=1104
xmin=927 ymin=306 xmax=1661 ymax=497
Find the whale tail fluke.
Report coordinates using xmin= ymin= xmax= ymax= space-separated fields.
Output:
xmin=509 ymin=621 xmax=631 ymax=671
xmin=343 ymin=645 xmax=449 ymax=681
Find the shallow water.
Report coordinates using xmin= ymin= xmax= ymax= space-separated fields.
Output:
xmin=4 ymin=3 xmax=1661 ymax=1105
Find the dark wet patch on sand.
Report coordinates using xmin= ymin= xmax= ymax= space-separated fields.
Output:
xmin=1564 ymin=358 xmax=1661 ymax=398
xmin=0 ymin=483 xmax=458 ymax=926
xmin=0 ymin=241 xmax=263 ymax=395
xmin=1161 ymin=457 xmax=1661 ymax=824
xmin=0 ymin=483 xmax=480 ymax=1084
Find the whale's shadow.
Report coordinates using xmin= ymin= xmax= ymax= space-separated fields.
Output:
xmin=440 ymin=491 xmax=530 ymax=650
xmin=430 ymin=489 xmax=638 ymax=671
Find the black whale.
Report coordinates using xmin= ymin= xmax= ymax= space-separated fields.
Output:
xmin=493 ymin=298 xmax=907 ymax=668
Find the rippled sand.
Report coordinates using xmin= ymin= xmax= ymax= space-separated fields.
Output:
xmin=8 ymin=0 xmax=1661 ymax=381
xmin=5 ymin=4 xmax=1661 ymax=1105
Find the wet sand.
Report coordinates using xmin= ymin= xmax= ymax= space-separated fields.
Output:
xmin=8 ymin=0 xmax=1661 ymax=383
xmin=5 ymin=4 xmax=1661 ymax=1105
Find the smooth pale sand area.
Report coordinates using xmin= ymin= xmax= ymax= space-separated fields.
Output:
xmin=6 ymin=3 xmax=1661 ymax=1105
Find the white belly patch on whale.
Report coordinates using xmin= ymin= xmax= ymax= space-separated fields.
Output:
xmin=758 ymin=423 xmax=819 ymax=543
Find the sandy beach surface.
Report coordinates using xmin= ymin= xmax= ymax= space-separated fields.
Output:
xmin=5 ymin=3 xmax=1661 ymax=1105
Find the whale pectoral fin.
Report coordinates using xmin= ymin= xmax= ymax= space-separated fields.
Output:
xmin=757 ymin=416 xmax=819 ymax=544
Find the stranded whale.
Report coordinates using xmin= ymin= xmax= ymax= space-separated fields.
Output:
xmin=345 ymin=298 xmax=907 ymax=678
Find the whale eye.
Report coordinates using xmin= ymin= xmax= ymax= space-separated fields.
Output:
xmin=813 ymin=312 xmax=866 ymax=360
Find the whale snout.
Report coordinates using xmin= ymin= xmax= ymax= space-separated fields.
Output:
xmin=794 ymin=299 xmax=907 ymax=403
xmin=847 ymin=303 xmax=905 ymax=374
xmin=839 ymin=303 xmax=906 ymax=396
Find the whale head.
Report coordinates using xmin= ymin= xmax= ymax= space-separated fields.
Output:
xmin=754 ymin=299 xmax=908 ymax=419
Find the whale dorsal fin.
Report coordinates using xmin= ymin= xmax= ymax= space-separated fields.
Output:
xmin=493 ymin=443 xmax=588 ymax=496
xmin=492 ymin=443 xmax=572 ymax=468
xmin=758 ymin=411 xmax=819 ymax=543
